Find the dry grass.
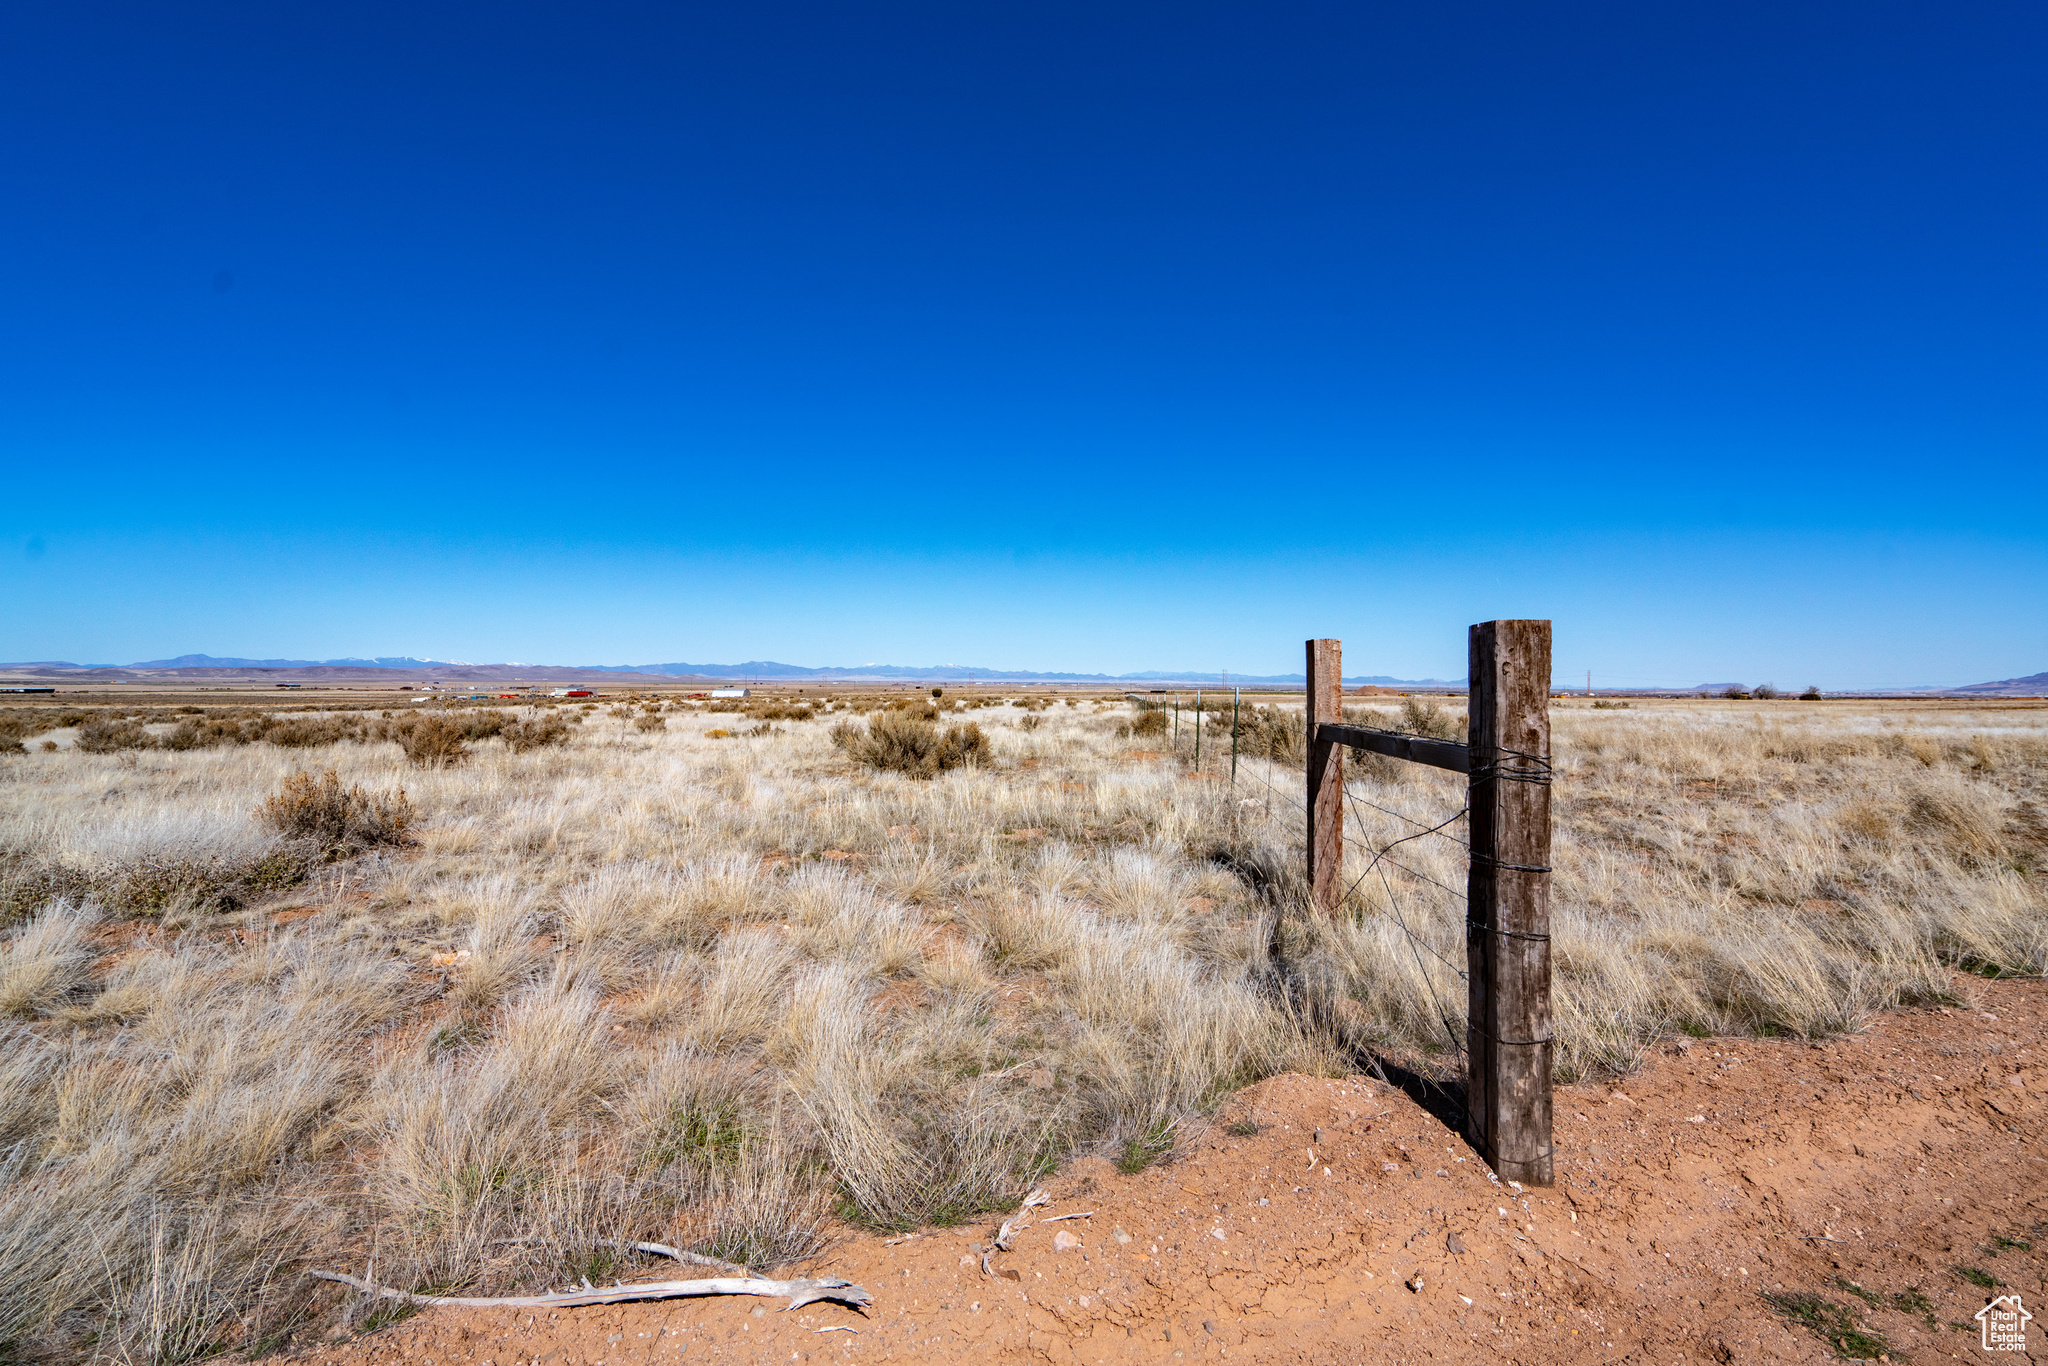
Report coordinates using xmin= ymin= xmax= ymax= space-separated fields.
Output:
xmin=0 ymin=692 xmax=2041 ymax=1355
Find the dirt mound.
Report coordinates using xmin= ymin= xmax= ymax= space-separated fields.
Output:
xmin=288 ymin=975 xmax=2046 ymax=1365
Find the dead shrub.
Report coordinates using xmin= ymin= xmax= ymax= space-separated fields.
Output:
xmin=254 ymin=715 xmax=359 ymax=748
xmin=504 ymin=715 xmax=572 ymax=752
xmin=1396 ymin=696 xmax=1463 ymax=740
xmin=0 ymin=857 xmax=96 ymax=928
xmin=833 ymin=714 xmax=991 ymax=778
xmin=102 ymin=846 xmax=318 ymax=917
xmin=1229 ymin=704 xmax=1302 ymax=762
xmin=634 ymin=713 xmax=667 ymax=734
xmin=256 ymin=770 xmax=416 ymax=852
xmin=0 ymin=715 xmax=41 ymax=754
xmin=705 ymin=700 xmax=814 ymax=721
xmin=159 ymin=716 xmax=251 ymax=751
xmin=393 ymin=715 xmax=470 ymax=768
xmin=1129 ymin=709 xmax=1168 ymax=738
xmin=75 ymin=716 xmax=152 ymax=753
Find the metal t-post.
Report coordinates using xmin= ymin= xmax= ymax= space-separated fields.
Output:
xmin=1230 ymin=688 xmax=1240 ymax=785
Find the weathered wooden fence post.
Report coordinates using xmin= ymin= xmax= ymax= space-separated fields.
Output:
xmin=1464 ymin=619 xmax=1554 ymax=1186
xmin=1305 ymin=638 xmax=1344 ymax=919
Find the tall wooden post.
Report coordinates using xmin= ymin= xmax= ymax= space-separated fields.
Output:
xmin=1464 ymin=620 xmax=1554 ymax=1186
xmin=1305 ymin=638 xmax=1344 ymax=919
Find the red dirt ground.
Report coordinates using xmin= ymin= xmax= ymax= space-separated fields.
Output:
xmin=288 ymin=974 xmax=2046 ymax=1365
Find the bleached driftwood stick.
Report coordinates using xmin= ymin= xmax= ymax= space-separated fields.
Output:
xmin=309 ymin=1269 xmax=872 ymax=1313
xmin=627 ymin=1242 xmax=753 ymax=1277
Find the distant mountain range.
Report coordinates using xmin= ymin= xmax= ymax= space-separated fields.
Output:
xmin=130 ymin=655 xmax=478 ymax=670
xmin=1948 ymin=671 xmax=2048 ymax=696
xmin=2 ymin=654 xmax=2041 ymax=694
xmin=0 ymin=653 xmax=1459 ymax=687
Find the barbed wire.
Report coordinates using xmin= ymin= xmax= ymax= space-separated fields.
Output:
xmin=1205 ymin=715 xmax=1472 ymax=1062
xmin=1342 ymin=785 xmax=1468 ymax=1058
xmin=1347 ymin=789 xmax=1470 ymax=848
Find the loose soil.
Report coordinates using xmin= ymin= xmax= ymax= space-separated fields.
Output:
xmin=288 ymin=975 xmax=2046 ymax=1365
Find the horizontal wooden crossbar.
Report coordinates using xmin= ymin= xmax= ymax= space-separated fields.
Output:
xmin=1316 ymin=722 xmax=1470 ymax=774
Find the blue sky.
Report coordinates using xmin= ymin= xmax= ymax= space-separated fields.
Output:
xmin=4 ymin=2 xmax=2043 ymax=686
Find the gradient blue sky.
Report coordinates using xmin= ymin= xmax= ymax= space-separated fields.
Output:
xmin=4 ymin=3 xmax=2043 ymax=686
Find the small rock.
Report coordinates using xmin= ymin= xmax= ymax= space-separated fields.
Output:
xmin=1202 ymin=1321 xmax=1216 ymax=1334
xmin=1406 ymin=1276 xmax=1424 ymax=1293
xmin=1210 ymin=1228 xmax=1226 ymax=1241
xmin=1053 ymin=1231 xmax=1082 ymax=1253
xmin=1447 ymin=1233 xmax=1468 ymax=1254
xmin=1112 ymin=1226 xmax=1132 ymax=1245
xmin=2007 ymin=1074 xmax=2026 ymax=1089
